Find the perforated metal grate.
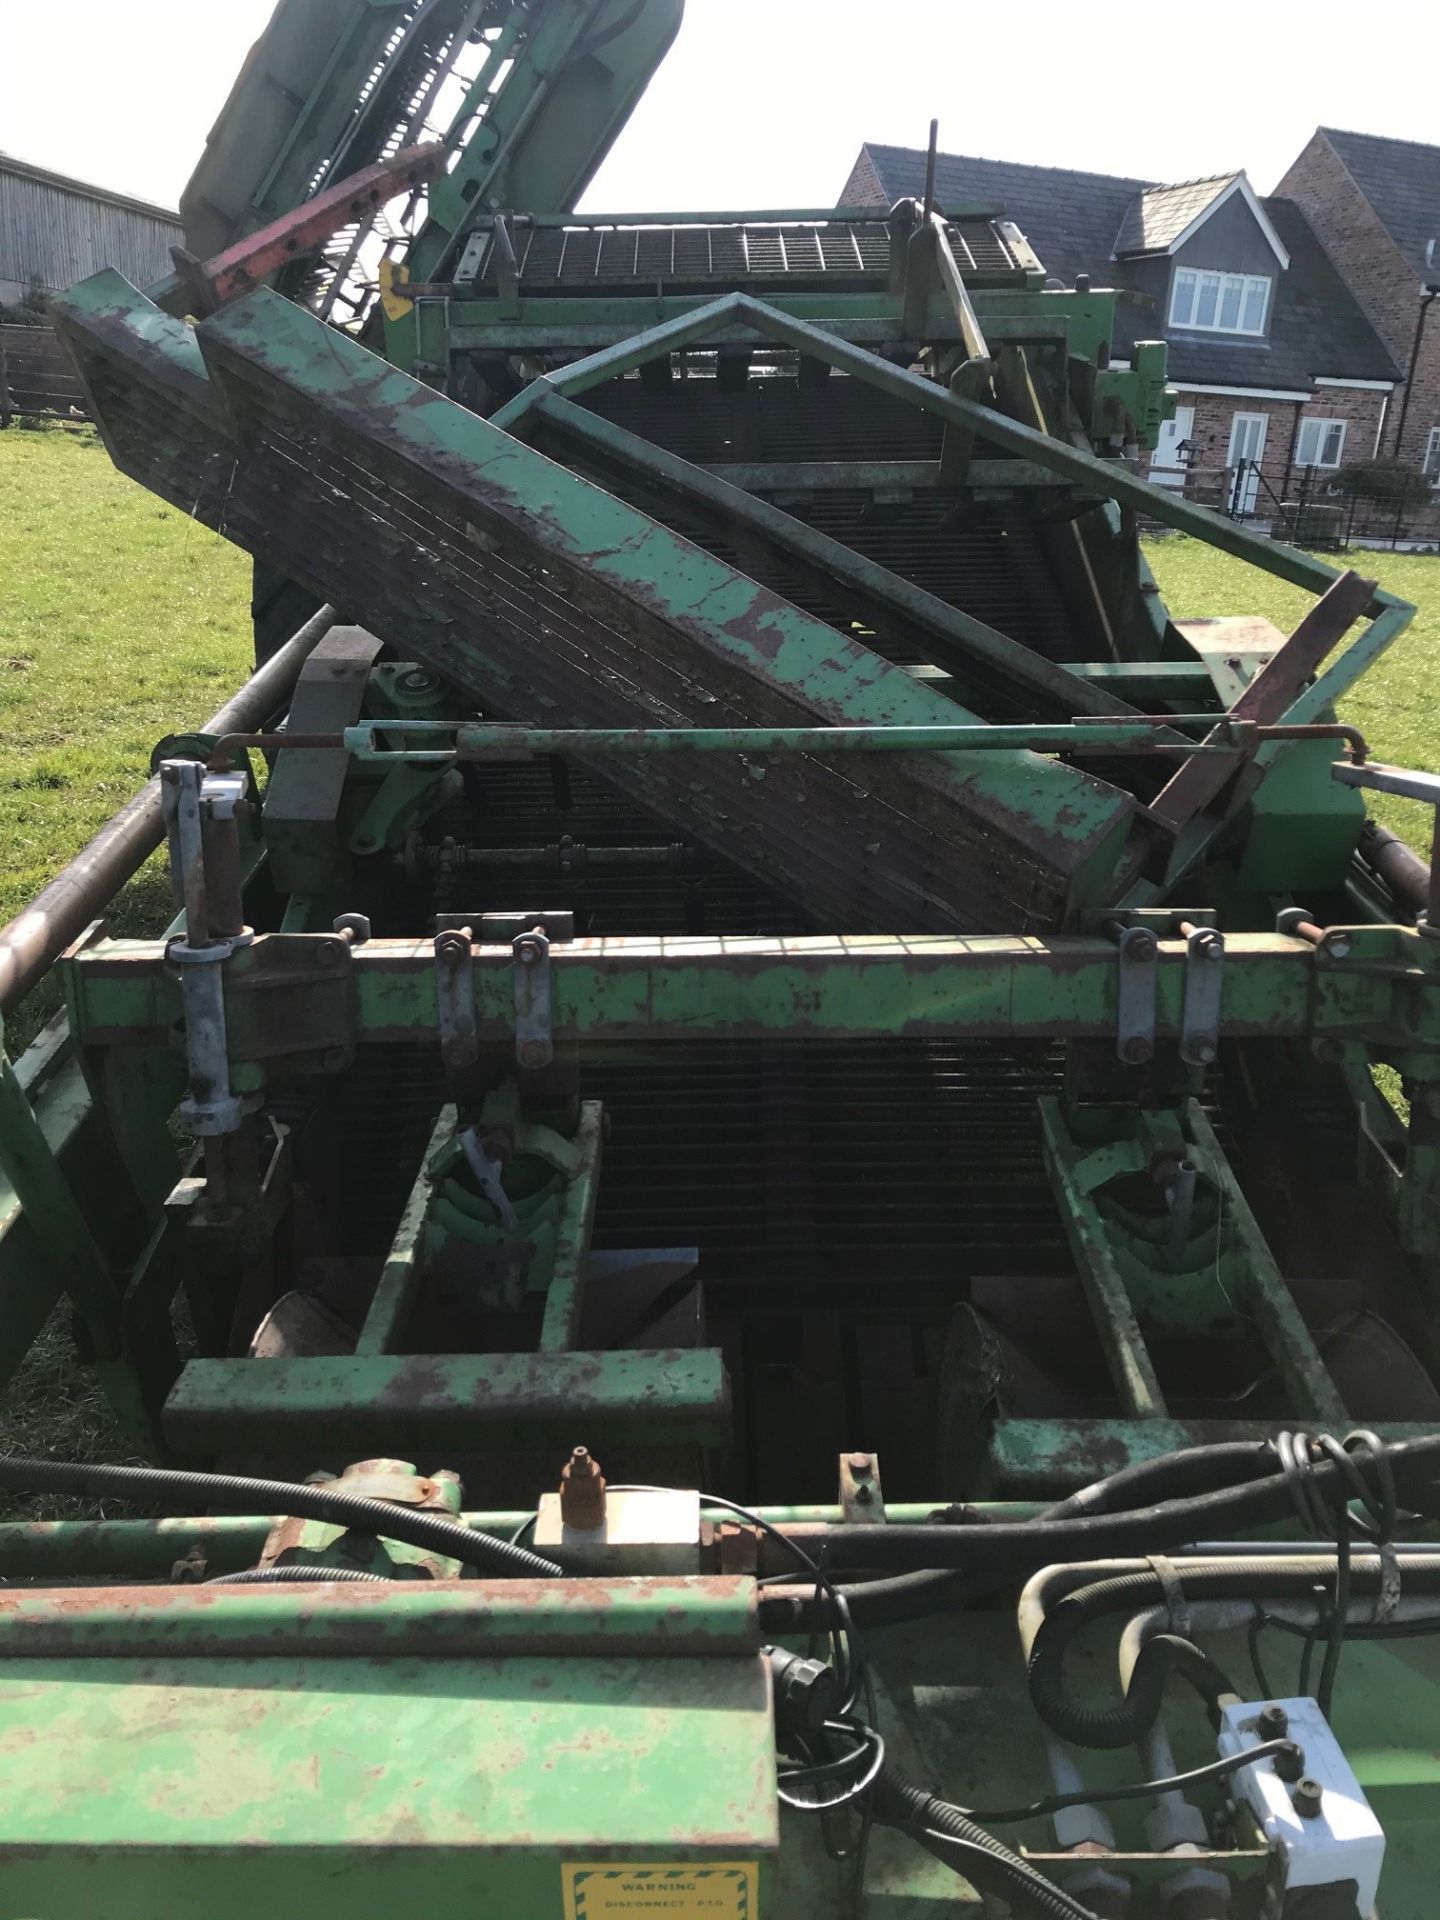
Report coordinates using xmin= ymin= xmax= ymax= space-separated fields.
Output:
xmin=466 ymin=216 xmax=1018 ymax=289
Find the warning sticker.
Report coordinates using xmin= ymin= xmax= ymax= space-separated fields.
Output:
xmin=561 ymin=1861 xmax=758 ymax=1920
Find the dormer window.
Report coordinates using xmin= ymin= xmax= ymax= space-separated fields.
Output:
xmin=1169 ymin=267 xmax=1271 ymax=335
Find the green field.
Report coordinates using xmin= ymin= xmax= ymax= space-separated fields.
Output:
xmin=0 ymin=425 xmax=252 ymax=1039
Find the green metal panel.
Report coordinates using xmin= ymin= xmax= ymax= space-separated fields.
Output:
xmin=989 ymin=1417 xmax=1440 ymax=1491
xmin=66 ymin=928 xmax=1413 ymax=1051
xmin=405 ymin=0 xmax=688 ymax=279
xmin=162 ymin=1348 xmax=731 ymax=1455
xmin=0 ymin=1580 xmax=774 ymax=1920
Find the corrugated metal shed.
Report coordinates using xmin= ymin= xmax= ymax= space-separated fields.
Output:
xmin=0 ymin=153 xmax=180 ymax=301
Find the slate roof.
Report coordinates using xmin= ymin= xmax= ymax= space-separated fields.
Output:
xmin=851 ymin=143 xmax=1400 ymax=392
xmin=1113 ymin=175 xmax=1238 ymax=256
xmin=1320 ymin=128 xmax=1440 ymax=281
xmin=1158 ymin=199 xmax=1399 ymax=388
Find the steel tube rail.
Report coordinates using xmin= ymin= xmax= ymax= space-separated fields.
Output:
xmin=0 ymin=606 xmax=335 ymax=1015
xmin=327 ymin=718 xmax=1365 ymax=767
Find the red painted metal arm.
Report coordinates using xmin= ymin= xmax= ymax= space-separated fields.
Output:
xmin=173 ymin=142 xmax=447 ymax=311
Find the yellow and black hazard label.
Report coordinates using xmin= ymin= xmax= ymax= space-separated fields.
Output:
xmin=561 ymin=1860 xmax=757 ymax=1919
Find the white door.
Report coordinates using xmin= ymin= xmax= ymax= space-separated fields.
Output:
xmin=1150 ymin=405 xmax=1195 ymax=489
xmin=1226 ymin=412 xmax=1268 ymax=515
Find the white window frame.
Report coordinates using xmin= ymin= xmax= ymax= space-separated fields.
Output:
xmin=1424 ymin=426 xmax=1440 ymax=485
xmin=1295 ymin=416 xmax=1347 ymax=469
xmin=1169 ymin=267 xmax=1271 ymax=336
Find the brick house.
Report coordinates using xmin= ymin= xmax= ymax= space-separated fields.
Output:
xmin=842 ymin=144 xmax=1400 ymax=520
xmin=1278 ymin=129 xmax=1440 ymax=483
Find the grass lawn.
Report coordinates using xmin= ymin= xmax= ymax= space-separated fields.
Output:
xmin=0 ymin=424 xmax=251 ymax=1042
xmin=0 ymin=424 xmax=1438 ymax=1489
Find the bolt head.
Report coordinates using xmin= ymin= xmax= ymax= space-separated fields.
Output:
xmin=518 ymin=1039 xmax=551 ymax=1069
xmin=1256 ymin=1702 xmax=1289 ymax=1740
xmin=1122 ymin=1037 xmax=1153 ymax=1065
xmin=1291 ymin=1777 xmax=1324 ymax=1820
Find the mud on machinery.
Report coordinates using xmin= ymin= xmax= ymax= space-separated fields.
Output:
xmin=3 ymin=1 xmax=1440 ymax=1913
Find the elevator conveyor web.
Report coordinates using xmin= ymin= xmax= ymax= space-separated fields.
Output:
xmin=54 ymin=272 xmax=1141 ymax=935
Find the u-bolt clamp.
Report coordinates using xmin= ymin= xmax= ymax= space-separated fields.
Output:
xmin=160 ymin=759 xmax=254 ymax=1137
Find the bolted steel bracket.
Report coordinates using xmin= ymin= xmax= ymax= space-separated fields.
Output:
xmin=433 ymin=923 xmax=477 ymax=1071
xmin=1180 ymin=922 xmax=1225 ymax=1067
xmin=838 ymin=1451 xmax=886 ymax=1523
xmin=513 ymin=924 xmax=554 ymax=1072
xmin=166 ymin=933 xmax=249 ymax=1136
xmin=160 ymin=759 xmax=255 ymax=1137
xmin=1107 ymin=922 xmax=1158 ymax=1065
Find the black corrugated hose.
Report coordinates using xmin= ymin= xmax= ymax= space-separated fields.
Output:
xmin=208 ymin=1565 xmax=391 ymax=1585
xmin=875 ymin=1767 xmax=1100 ymax=1920
xmin=0 ymin=1457 xmax=563 ymax=1579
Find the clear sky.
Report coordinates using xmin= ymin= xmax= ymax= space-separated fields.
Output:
xmin=2 ymin=0 xmax=1437 ymax=215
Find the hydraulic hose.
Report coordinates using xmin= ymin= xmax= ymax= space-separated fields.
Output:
xmin=1029 ymin=1619 xmax=1236 ymax=1750
xmin=875 ymin=1767 xmax=1099 ymax=1920
xmin=1026 ymin=1555 xmax=1440 ymax=1748
xmin=756 ymin=1431 xmax=1440 ymax=1633
xmin=1040 ymin=1441 xmax=1274 ymax=1521
xmin=0 ymin=1457 xmax=563 ymax=1580
xmin=763 ymin=1433 xmax=1440 ymax=1584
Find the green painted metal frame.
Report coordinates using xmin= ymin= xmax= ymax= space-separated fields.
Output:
xmin=516 ymin=387 xmax=1138 ymax=722
xmin=989 ymin=1417 xmax=1440 ymax=1493
xmin=435 ymin=285 xmax=1124 ymax=367
xmin=353 ymin=1104 xmax=456 ymax=1356
xmin=49 ymin=909 xmax=1440 ymax=1451
xmin=162 ymin=1348 xmax=730 ymax=1455
xmin=1039 ymin=1095 xmax=1348 ymax=1426
xmin=490 ymin=288 xmax=1414 ymax=650
xmin=484 ymin=286 xmax=1414 ymax=873
xmin=63 ymin=925 xmax=1431 ymax=1051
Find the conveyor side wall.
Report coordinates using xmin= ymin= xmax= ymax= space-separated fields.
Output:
xmin=53 ymin=272 xmax=1139 ymax=933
